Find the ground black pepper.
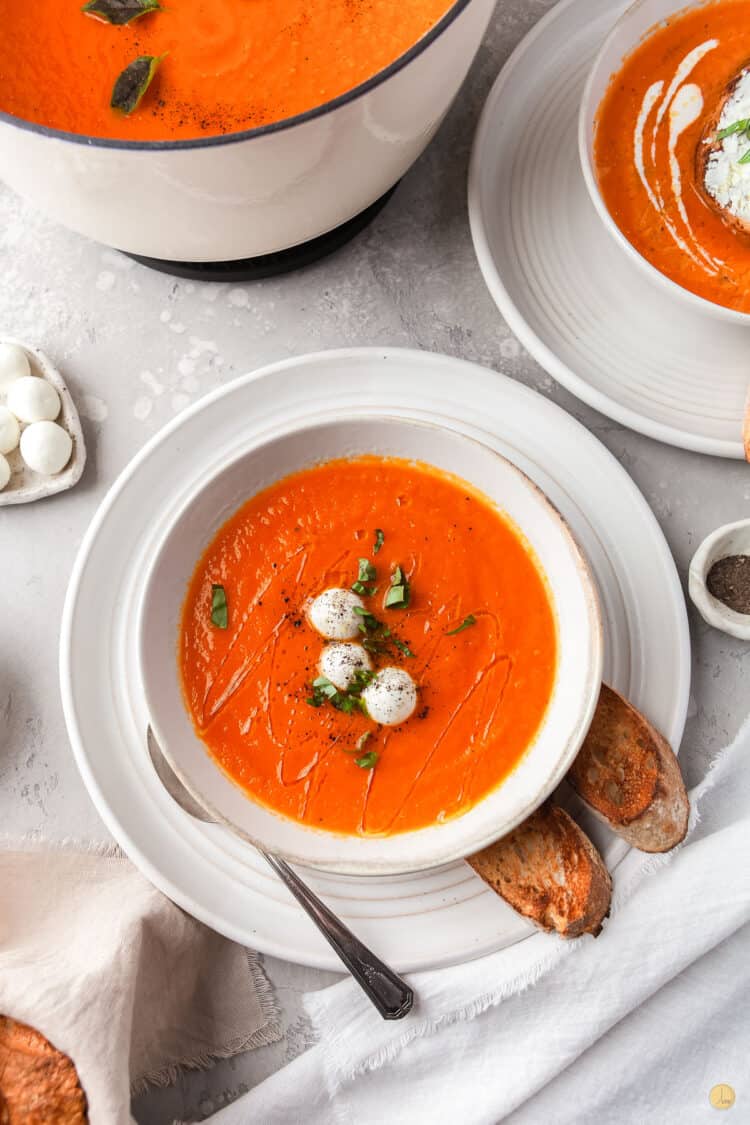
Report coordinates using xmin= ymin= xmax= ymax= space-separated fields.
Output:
xmin=706 ymin=554 xmax=750 ymax=614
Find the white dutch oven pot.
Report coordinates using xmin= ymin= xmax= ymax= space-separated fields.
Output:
xmin=0 ymin=0 xmax=495 ymax=265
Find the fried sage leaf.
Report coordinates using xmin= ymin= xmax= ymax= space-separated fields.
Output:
xmin=83 ymin=0 xmax=161 ymax=25
xmin=210 ymin=584 xmax=228 ymax=629
xmin=111 ymin=54 xmax=164 ymax=115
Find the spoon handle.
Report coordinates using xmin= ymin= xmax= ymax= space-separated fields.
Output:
xmin=262 ymin=851 xmax=414 ymax=1020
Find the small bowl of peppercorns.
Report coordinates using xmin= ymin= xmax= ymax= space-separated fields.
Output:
xmin=689 ymin=519 xmax=750 ymax=640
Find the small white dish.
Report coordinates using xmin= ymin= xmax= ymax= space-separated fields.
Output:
xmin=579 ymin=0 xmax=750 ymax=327
xmin=468 ymin=0 xmax=748 ymax=458
xmin=0 ymin=337 xmax=85 ymax=506
xmin=138 ymin=415 xmax=603 ymax=877
xmin=59 ymin=347 xmax=690 ymax=970
xmin=689 ymin=519 xmax=750 ymax=639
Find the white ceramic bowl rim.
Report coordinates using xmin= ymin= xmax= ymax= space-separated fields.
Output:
xmin=0 ymin=0 xmax=471 ymax=153
xmin=578 ymin=0 xmax=750 ymax=326
xmin=138 ymin=413 xmax=603 ymax=875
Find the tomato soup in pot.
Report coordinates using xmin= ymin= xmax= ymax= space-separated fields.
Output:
xmin=0 ymin=0 xmax=455 ymax=142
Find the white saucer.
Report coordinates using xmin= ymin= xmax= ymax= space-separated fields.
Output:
xmin=469 ymin=0 xmax=748 ymax=459
xmin=60 ymin=349 xmax=690 ymax=971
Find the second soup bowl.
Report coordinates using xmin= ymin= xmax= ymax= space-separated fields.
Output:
xmin=579 ymin=0 xmax=750 ymax=325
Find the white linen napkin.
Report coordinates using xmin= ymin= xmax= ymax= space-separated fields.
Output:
xmin=208 ymin=718 xmax=750 ymax=1125
xmin=0 ymin=842 xmax=280 ymax=1125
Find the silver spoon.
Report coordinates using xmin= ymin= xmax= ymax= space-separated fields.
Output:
xmin=147 ymin=726 xmax=414 ymax=1020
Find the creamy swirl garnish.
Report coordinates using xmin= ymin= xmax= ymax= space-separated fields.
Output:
xmin=633 ymin=38 xmax=721 ymax=274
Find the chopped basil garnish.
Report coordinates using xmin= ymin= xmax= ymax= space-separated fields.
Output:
xmin=716 ymin=118 xmax=750 ymax=140
xmin=352 ymin=581 xmax=378 ymax=595
xmin=355 ymin=750 xmax=379 ymax=770
xmin=83 ymin=0 xmax=160 ymax=24
xmin=305 ymin=670 xmax=373 ymax=713
xmin=357 ymin=558 xmax=376 ymax=582
xmin=310 ymin=675 xmax=338 ymax=701
xmin=210 ymin=584 xmax=228 ymax=629
xmin=392 ymin=636 xmax=415 ymax=658
xmin=351 ymin=557 xmax=377 ymax=597
xmin=385 ymin=564 xmax=410 ymax=609
xmin=352 ymin=604 xmax=413 ymax=657
xmin=715 ymin=118 xmax=750 ymax=162
xmin=446 ymin=614 xmax=477 ymax=636
xmin=373 ymin=528 xmax=384 ymax=554
xmin=111 ymin=54 xmax=164 ymax=115
xmin=350 ymin=668 xmax=375 ymax=693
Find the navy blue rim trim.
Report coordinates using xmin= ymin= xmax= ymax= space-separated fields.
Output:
xmin=0 ymin=0 xmax=472 ymax=151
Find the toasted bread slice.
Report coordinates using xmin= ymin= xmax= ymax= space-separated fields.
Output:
xmin=466 ymin=802 xmax=611 ymax=938
xmin=568 ymin=683 xmax=689 ymax=853
xmin=697 ymin=64 xmax=750 ymax=236
xmin=0 ymin=1016 xmax=88 ymax=1124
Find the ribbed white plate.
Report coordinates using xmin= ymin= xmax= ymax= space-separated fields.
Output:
xmin=469 ymin=0 xmax=748 ymax=459
xmin=60 ymin=349 xmax=690 ymax=971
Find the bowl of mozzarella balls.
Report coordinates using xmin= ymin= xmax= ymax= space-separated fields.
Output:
xmin=0 ymin=339 xmax=85 ymax=505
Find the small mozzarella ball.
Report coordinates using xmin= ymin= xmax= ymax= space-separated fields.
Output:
xmin=362 ymin=667 xmax=418 ymax=727
xmin=7 ymin=376 xmax=61 ymax=423
xmin=0 ymin=453 xmax=10 ymax=491
xmin=308 ymin=587 xmax=365 ymax=640
xmin=319 ymin=642 xmax=372 ymax=691
xmin=0 ymin=406 xmax=20 ymax=454
xmin=20 ymin=420 xmax=72 ymax=475
xmin=0 ymin=343 xmax=31 ymax=393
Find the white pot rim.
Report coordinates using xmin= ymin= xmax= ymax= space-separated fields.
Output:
xmin=0 ymin=0 xmax=473 ymax=154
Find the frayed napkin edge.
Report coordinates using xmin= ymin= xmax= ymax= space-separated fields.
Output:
xmin=306 ymin=721 xmax=748 ymax=1096
xmin=130 ymin=950 xmax=282 ymax=1097
xmin=0 ymin=834 xmax=283 ymax=1095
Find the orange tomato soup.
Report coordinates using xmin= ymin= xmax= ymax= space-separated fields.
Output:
xmin=179 ymin=457 xmax=557 ymax=837
xmin=0 ymin=0 xmax=453 ymax=141
xmin=595 ymin=0 xmax=750 ymax=312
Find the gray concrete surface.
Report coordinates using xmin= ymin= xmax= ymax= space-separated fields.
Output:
xmin=0 ymin=0 xmax=747 ymax=1119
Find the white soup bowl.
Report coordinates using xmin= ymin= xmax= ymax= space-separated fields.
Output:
xmin=138 ymin=415 xmax=602 ymax=875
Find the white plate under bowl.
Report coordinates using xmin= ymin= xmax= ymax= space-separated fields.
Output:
xmin=468 ymin=0 xmax=748 ymax=458
xmin=139 ymin=415 xmax=602 ymax=876
xmin=60 ymin=348 xmax=690 ymax=971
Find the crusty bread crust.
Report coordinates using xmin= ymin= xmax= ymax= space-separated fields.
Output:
xmin=568 ymin=684 xmax=689 ymax=853
xmin=697 ymin=64 xmax=750 ymax=236
xmin=0 ymin=1016 xmax=88 ymax=1124
xmin=467 ymin=802 xmax=612 ymax=938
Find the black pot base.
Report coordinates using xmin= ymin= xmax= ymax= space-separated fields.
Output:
xmin=125 ymin=184 xmax=398 ymax=282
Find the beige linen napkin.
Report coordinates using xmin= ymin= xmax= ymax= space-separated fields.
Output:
xmin=0 ymin=841 xmax=280 ymax=1124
